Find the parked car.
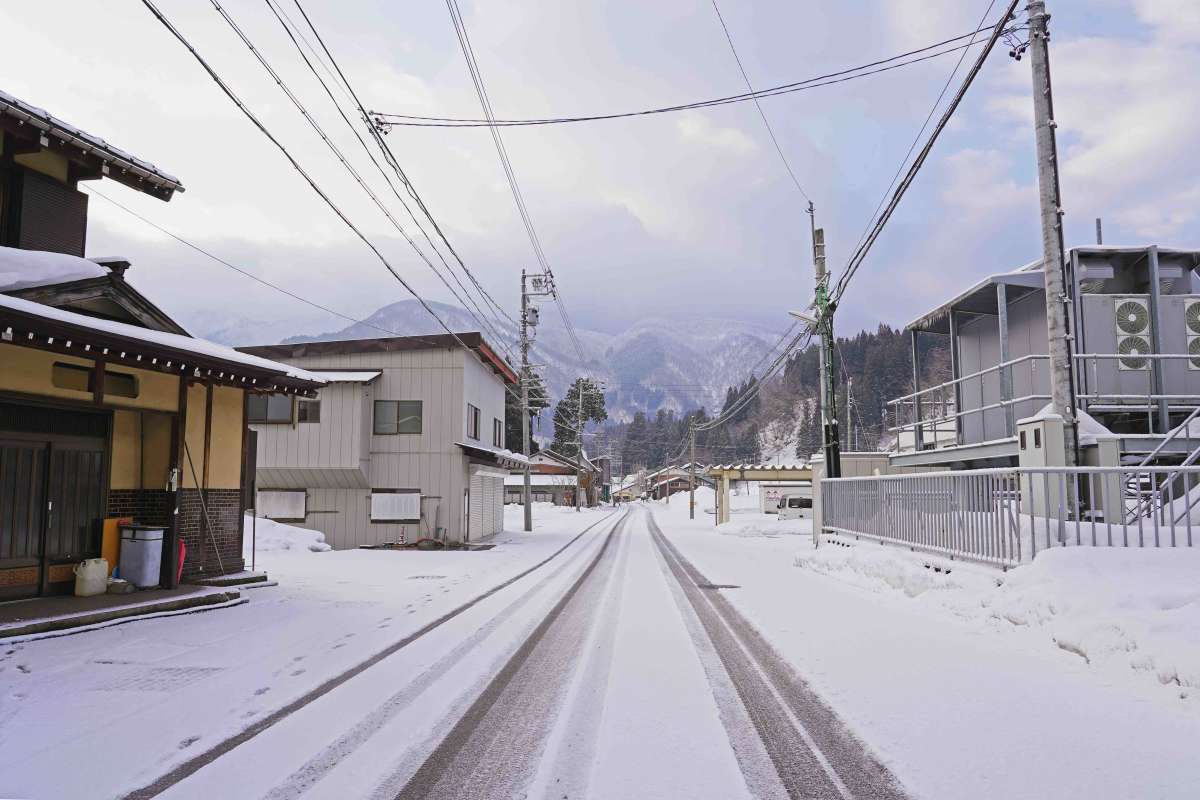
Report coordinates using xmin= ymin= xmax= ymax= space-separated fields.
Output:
xmin=776 ymin=487 xmax=813 ymax=520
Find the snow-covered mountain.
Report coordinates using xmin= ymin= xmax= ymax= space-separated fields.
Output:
xmin=190 ymin=299 xmax=779 ymax=421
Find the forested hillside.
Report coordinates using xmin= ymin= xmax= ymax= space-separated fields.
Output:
xmin=609 ymin=324 xmax=950 ymax=472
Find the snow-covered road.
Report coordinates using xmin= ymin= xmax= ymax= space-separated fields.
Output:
xmin=133 ymin=505 xmax=898 ymax=800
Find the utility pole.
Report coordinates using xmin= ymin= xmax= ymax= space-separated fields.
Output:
xmin=519 ymin=270 xmax=553 ymax=530
xmin=1028 ymin=0 xmax=1078 ymax=465
xmin=519 ymin=270 xmax=533 ymax=532
xmin=810 ymin=203 xmax=841 ymax=478
xmin=689 ymin=423 xmax=696 ymax=520
xmin=576 ymin=380 xmax=583 ymax=512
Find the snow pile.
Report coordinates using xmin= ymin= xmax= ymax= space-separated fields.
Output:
xmin=796 ymin=544 xmax=964 ymax=598
xmin=797 ymin=540 xmax=1200 ymax=694
xmin=244 ymin=514 xmax=331 ymax=555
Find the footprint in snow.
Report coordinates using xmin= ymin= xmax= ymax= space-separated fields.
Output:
xmin=254 ymin=687 xmax=270 ymax=696
xmin=179 ymin=736 xmax=200 ymax=749
xmin=332 ymin=642 xmax=346 ymax=650
xmin=292 ymin=655 xmax=305 ymax=662
xmin=16 ymin=664 xmax=30 ymax=674
xmin=291 ymin=668 xmax=306 ymax=677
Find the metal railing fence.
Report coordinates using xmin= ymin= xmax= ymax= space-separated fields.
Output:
xmin=821 ymin=466 xmax=1200 ymax=569
xmin=888 ymin=352 xmax=1200 ymax=453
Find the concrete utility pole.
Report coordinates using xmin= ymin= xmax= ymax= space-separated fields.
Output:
xmin=576 ymin=381 xmax=583 ymax=512
xmin=520 ymin=270 xmax=534 ymax=532
xmin=688 ymin=423 xmax=696 ymax=520
xmin=810 ymin=203 xmax=842 ymax=478
xmin=1028 ymin=0 xmax=1079 ymax=464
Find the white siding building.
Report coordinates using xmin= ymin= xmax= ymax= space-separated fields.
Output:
xmin=239 ymin=333 xmax=523 ymax=548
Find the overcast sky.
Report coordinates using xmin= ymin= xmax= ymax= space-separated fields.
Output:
xmin=2 ymin=0 xmax=1197 ymax=340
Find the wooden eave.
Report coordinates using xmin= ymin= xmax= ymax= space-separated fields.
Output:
xmin=0 ymin=304 xmax=319 ymax=396
xmin=7 ymin=276 xmax=190 ymax=335
xmin=0 ymin=116 xmax=181 ymax=202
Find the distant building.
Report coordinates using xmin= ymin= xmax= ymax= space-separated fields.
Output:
xmin=239 ymin=334 xmax=523 ymax=548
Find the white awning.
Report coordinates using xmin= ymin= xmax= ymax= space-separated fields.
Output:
xmin=307 ymin=370 xmax=381 ymax=383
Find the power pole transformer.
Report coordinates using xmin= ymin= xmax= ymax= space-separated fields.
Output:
xmin=1027 ymin=0 xmax=1079 ymax=464
xmin=811 ymin=204 xmax=841 ymax=478
xmin=520 ymin=270 xmax=554 ymax=531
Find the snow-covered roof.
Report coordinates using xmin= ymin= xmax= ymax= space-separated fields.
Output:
xmin=0 ymin=90 xmax=183 ymax=197
xmin=503 ymin=474 xmax=577 ymax=487
xmin=306 ymin=370 xmax=381 ymax=383
xmin=0 ymin=292 xmax=324 ymax=388
xmin=0 ymin=247 xmax=111 ymax=292
xmin=709 ymin=463 xmax=811 ymax=472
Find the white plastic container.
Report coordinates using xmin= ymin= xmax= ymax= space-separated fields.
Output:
xmin=74 ymin=558 xmax=109 ymax=597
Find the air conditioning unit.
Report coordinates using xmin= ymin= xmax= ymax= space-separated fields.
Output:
xmin=1114 ymin=296 xmax=1150 ymax=371
xmin=1186 ymin=299 xmax=1200 ymax=370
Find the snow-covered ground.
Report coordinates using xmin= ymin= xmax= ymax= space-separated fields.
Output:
xmin=654 ymin=486 xmax=1200 ymax=799
xmin=0 ymin=504 xmax=612 ymax=800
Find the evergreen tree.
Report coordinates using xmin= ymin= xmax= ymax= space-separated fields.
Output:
xmin=551 ymin=377 xmax=608 ymax=458
xmin=623 ymin=411 xmax=650 ymax=471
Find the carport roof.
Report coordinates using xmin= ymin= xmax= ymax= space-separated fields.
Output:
xmin=905 ymin=266 xmax=1045 ymax=334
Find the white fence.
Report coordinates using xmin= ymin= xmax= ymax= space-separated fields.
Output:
xmin=821 ymin=466 xmax=1200 ymax=569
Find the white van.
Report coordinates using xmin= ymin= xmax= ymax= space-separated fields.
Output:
xmin=776 ymin=487 xmax=813 ymax=520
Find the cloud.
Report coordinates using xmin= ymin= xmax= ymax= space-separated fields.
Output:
xmin=675 ymin=113 xmax=758 ymax=156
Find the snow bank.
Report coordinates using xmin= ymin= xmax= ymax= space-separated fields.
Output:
xmin=243 ymin=514 xmax=331 ymax=556
xmin=797 ymin=540 xmax=1200 ymax=694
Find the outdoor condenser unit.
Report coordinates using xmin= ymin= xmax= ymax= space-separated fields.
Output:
xmin=1186 ymin=299 xmax=1200 ymax=371
xmin=1114 ymin=296 xmax=1151 ymax=371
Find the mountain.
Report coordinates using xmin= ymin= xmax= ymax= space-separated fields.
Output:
xmin=234 ymin=299 xmax=782 ymax=421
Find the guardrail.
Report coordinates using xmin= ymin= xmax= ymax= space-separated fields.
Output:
xmin=821 ymin=466 xmax=1200 ymax=569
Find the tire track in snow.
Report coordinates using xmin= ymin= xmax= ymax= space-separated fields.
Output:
xmin=123 ymin=508 xmax=623 ymax=800
xmin=261 ymin=509 xmax=628 ymax=800
xmin=390 ymin=509 xmax=633 ymax=799
xmin=648 ymin=511 xmax=910 ymax=800
xmin=522 ymin=505 xmax=634 ymax=798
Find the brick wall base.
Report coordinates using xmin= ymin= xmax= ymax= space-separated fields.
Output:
xmin=178 ymin=489 xmax=245 ymax=579
xmin=107 ymin=488 xmax=244 ymax=579
xmin=107 ymin=489 xmax=173 ymax=527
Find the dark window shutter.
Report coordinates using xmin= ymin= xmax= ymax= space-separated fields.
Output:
xmin=18 ymin=168 xmax=88 ymax=256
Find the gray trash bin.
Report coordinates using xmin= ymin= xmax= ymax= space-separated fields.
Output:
xmin=119 ymin=525 xmax=164 ymax=588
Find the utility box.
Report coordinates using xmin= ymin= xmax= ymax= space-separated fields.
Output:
xmin=119 ymin=525 xmax=164 ymax=589
xmin=1017 ymin=411 xmax=1066 ymax=520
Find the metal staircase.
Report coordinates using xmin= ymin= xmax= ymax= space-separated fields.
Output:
xmin=1125 ymin=407 xmax=1200 ymax=523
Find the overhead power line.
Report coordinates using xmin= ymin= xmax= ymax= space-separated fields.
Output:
xmin=709 ymin=0 xmax=810 ymax=203
xmin=287 ymin=0 xmax=517 ymax=329
xmin=137 ymin=0 xmax=511 ymax=381
xmin=205 ymin=0 xmax=513 ymax=357
xmin=370 ymin=26 xmax=998 ymax=129
xmin=442 ymin=0 xmax=594 ymax=385
xmin=833 ymin=0 xmax=1019 ymax=305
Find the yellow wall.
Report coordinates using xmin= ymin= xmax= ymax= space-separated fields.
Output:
xmin=1 ymin=343 xmax=249 ymax=491
xmin=142 ymin=413 xmax=173 ymax=490
xmin=14 ymin=150 xmax=70 ymax=184
xmin=110 ymin=410 xmax=141 ymax=490
xmin=208 ymin=386 xmax=244 ymax=489
xmin=0 ymin=343 xmax=179 ymax=412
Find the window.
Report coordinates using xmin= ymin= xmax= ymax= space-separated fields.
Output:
xmin=371 ymin=489 xmax=420 ymax=522
xmin=533 ymin=491 xmax=553 ymax=503
xmin=1033 ymin=428 xmax=1042 ymax=449
xmin=257 ymin=490 xmax=306 ymax=521
xmin=467 ymin=403 xmax=481 ymax=440
xmin=297 ymin=399 xmax=321 ymax=423
xmin=787 ymin=497 xmax=812 ymax=509
xmin=52 ymin=362 xmax=138 ymax=398
xmin=248 ymin=393 xmax=293 ymax=424
xmin=374 ymin=400 xmax=422 ymax=434
xmin=493 ymin=418 xmax=503 ymax=448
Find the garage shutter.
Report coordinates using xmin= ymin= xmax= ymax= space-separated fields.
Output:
xmin=489 ymin=477 xmax=504 ymax=534
xmin=18 ymin=169 xmax=88 ymax=256
xmin=468 ymin=473 xmax=483 ymax=539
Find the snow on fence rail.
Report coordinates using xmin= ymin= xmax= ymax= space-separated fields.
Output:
xmin=821 ymin=466 xmax=1200 ymax=569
